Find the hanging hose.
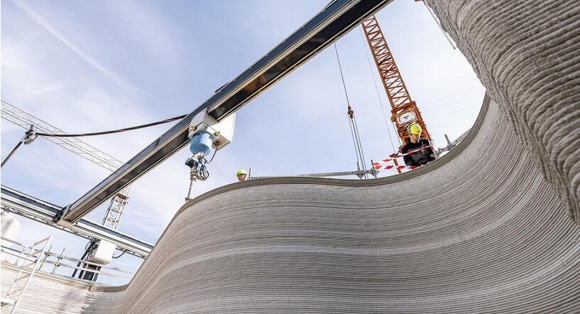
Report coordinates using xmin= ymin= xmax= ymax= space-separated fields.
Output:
xmin=72 ymin=239 xmax=96 ymax=278
xmin=112 ymin=250 xmax=126 ymax=259
xmin=1 ymin=141 xmax=22 ymax=168
xmin=1 ymin=125 xmax=37 ymax=168
xmin=334 ymin=43 xmax=368 ymax=178
xmin=36 ymin=114 xmax=187 ymax=138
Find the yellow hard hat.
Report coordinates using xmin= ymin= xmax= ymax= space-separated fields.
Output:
xmin=236 ymin=169 xmax=247 ymax=175
xmin=407 ymin=123 xmax=422 ymax=135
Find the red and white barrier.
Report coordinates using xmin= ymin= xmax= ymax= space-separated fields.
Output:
xmin=380 ymin=164 xmax=417 ymax=170
xmin=372 ymin=145 xmax=431 ymax=170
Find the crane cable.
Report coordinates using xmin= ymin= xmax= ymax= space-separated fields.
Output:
xmin=333 ymin=43 xmax=368 ymax=178
xmin=358 ymin=28 xmax=400 ymax=150
xmin=418 ymin=0 xmax=456 ymax=50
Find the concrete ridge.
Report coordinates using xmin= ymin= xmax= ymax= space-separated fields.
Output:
xmin=174 ymin=94 xmax=491 ymax=217
xmin=96 ymin=98 xmax=579 ymax=313
xmin=3 ymin=1 xmax=579 ymax=312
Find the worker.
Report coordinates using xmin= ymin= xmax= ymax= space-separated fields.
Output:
xmin=402 ymin=123 xmax=435 ymax=167
xmin=236 ymin=169 xmax=248 ymax=182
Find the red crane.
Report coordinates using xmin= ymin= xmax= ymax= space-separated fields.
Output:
xmin=361 ymin=15 xmax=432 ymax=144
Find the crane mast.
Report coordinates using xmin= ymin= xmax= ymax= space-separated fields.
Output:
xmin=361 ymin=15 xmax=432 ymax=143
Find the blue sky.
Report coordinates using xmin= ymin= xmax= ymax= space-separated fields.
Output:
xmin=1 ymin=0 xmax=485 ymax=284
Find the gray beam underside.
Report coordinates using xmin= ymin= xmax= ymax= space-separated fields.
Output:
xmin=61 ymin=0 xmax=393 ymax=223
xmin=1 ymin=186 xmax=152 ymax=258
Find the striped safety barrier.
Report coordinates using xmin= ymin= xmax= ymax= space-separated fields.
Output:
xmin=381 ymin=164 xmax=418 ymax=170
xmin=372 ymin=145 xmax=432 ymax=170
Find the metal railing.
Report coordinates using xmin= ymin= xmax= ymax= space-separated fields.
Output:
xmin=1 ymin=236 xmax=51 ymax=314
xmin=1 ymin=237 xmax=135 ymax=285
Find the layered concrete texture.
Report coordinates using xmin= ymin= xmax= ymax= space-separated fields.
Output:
xmin=1 ymin=263 xmax=102 ymax=314
xmin=426 ymin=0 xmax=580 ymax=225
xmin=79 ymin=97 xmax=578 ymax=313
xmin=3 ymin=0 xmax=580 ymax=313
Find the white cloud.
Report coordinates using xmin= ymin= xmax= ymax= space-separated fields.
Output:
xmin=8 ymin=0 xmax=142 ymax=97
xmin=102 ymin=0 xmax=182 ymax=65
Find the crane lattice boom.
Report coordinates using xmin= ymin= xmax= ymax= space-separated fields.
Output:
xmin=361 ymin=15 xmax=432 ymax=142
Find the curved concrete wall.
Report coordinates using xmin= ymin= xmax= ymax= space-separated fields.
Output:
xmin=426 ymin=0 xmax=580 ymax=224
xmin=81 ymin=97 xmax=579 ymax=313
xmin=1 ymin=263 xmax=97 ymax=313
xmin=85 ymin=1 xmax=580 ymax=311
xmin=8 ymin=1 xmax=579 ymax=312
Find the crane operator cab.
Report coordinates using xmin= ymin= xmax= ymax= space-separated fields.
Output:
xmin=401 ymin=123 xmax=435 ymax=167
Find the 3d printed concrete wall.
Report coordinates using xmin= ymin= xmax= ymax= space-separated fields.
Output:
xmin=2 ymin=0 xmax=578 ymax=313
xmin=81 ymin=97 xmax=578 ymax=313
xmin=426 ymin=0 xmax=580 ymax=225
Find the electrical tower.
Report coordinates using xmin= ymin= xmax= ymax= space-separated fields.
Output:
xmin=361 ymin=15 xmax=432 ymax=144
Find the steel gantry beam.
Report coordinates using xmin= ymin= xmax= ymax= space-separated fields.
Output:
xmin=57 ymin=0 xmax=393 ymax=224
xmin=1 ymin=186 xmax=152 ymax=258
